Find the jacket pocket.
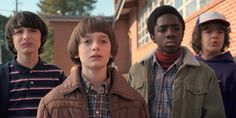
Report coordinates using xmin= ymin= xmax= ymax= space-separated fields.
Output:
xmin=133 ymin=80 xmax=144 ymax=90
xmin=186 ymin=84 xmax=208 ymax=95
xmin=184 ymin=84 xmax=208 ymax=117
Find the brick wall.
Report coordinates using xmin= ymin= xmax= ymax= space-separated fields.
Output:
xmin=129 ymin=0 xmax=236 ymax=65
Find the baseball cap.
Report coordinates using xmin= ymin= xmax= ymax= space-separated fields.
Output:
xmin=196 ymin=12 xmax=230 ymax=26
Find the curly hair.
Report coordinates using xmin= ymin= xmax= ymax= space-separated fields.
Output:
xmin=191 ymin=20 xmax=231 ymax=54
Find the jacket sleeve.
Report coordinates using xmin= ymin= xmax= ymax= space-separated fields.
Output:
xmin=37 ymin=98 xmax=51 ymax=118
xmin=0 ymin=62 xmax=10 ymax=118
xmin=202 ymin=73 xmax=226 ymax=118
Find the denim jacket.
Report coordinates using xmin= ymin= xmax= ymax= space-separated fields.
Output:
xmin=128 ymin=47 xmax=226 ymax=118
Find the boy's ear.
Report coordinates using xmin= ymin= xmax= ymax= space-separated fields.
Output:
xmin=75 ymin=55 xmax=79 ymax=59
xmin=150 ymin=35 xmax=157 ymax=43
xmin=150 ymin=35 xmax=154 ymax=40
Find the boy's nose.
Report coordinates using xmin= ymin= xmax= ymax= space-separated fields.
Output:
xmin=92 ymin=42 xmax=100 ymax=51
xmin=23 ymin=31 xmax=31 ymax=40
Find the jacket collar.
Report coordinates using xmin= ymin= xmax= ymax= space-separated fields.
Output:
xmin=60 ymin=67 xmax=138 ymax=100
xmin=138 ymin=46 xmax=200 ymax=67
xmin=181 ymin=46 xmax=200 ymax=66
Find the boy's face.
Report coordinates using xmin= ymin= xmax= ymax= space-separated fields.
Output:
xmin=152 ymin=14 xmax=183 ymax=55
xmin=201 ymin=23 xmax=225 ymax=56
xmin=12 ymin=27 xmax=41 ymax=56
xmin=78 ymin=32 xmax=111 ymax=70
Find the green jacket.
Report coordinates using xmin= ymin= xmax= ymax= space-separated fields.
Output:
xmin=128 ymin=47 xmax=226 ymax=118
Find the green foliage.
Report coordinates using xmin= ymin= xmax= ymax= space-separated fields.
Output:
xmin=39 ymin=15 xmax=54 ymax=63
xmin=38 ymin=0 xmax=97 ymax=16
xmin=40 ymin=29 xmax=54 ymax=63
xmin=0 ymin=15 xmax=13 ymax=63
xmin=38 ymin=0 xmax=97 ymax=63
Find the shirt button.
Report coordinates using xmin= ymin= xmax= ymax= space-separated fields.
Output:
xmin=96 ymin=110 xmax=99 ymax=115
xmin=30 ymin=81 xmax=34 ymax=85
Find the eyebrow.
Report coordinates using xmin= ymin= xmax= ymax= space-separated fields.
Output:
xmin=157 ymin=24 xmax=181 ymax=27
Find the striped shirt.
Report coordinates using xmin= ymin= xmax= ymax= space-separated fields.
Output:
xmin=7 ymin=58 xmax=66 ymax=118
xmin=149 ymin=54 xmax=183 ymax=118
xmin=81 ymin=72 xmax=111 ymax=118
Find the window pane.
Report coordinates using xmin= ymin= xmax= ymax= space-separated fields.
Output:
xmin=200 ymin=0 xmax=212 ymax=7
xmin=186 ymin=0 xmax=196 ymax=17
xmin=175 ymin=0 xmax=182 ymax=8
xmin=179 ymin=9 xmax=183 ymax=17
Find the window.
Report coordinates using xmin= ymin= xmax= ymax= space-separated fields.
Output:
xmin=200 ymin=0 xmax=211 ymax=7
xmin=186 ymin=0 xmax=196 ymax=17
xmin=175 ymin=0 xmax=183 ymax=8
xmin=137 ymin=0 xmax=160 ymax=48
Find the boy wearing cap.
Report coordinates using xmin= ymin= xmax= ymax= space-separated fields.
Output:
xmin=192 ymin=11 xmax=236 ymax=118
xmin=129 ymin=5 xmax=226 ymax=118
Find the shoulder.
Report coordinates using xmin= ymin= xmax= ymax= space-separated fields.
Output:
xmin=40 ymin=61 xmax=63 ymax=70
xmin=112 ymin=69 xmax=145 ymax=101
xmin=0 ymin=62 xmax=10 ymax=74
xmin=191 ymin=60 xmax=215 ymax=75
xmin=129 ymin=56 xmax=153 ymax=73
xmin=40 ymin=84 xmax=64 ymax=105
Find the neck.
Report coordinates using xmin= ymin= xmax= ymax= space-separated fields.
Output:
xmin=16 ymin=54 xmax=39 ymax=69
xmin=200 ymin=51 xmax=221 ymax=60
xmin=156 ymin=49 xmax=181 ymax=70
xmin=81 ymin=66 xmax=108 ymax=88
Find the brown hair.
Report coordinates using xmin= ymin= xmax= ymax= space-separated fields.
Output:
xmin=5 ymin=11 xmax=48 ymax=54
xmin=191 ymin=20 xmax=230 ymax=54
xmin=67 ymin=16 xmax=118 ymax=65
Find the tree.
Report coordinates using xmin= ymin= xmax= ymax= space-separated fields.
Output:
xmin=38 ymin=0 xmax=97 ymax=16
xmin=0 ymin=15 xmax=13 ymax=63
xmin=38 ymin=0 xmax=97 ymax=63
xmin=40 ymin=24 xmax=54 ymax=63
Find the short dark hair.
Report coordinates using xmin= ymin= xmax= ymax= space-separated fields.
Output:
xmin=67 ymin=16 xmax=118 ymax=65
xmin=5 ymin=11 xmax=48 ymax=54
xmin=191 ymin=20 xmax=230 ymax=54
xmin=147 ymin=5 xmax=185 ymax=36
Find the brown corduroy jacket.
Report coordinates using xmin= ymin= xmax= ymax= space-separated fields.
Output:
xmin=37 ymin=67 xmax=149 ymax=118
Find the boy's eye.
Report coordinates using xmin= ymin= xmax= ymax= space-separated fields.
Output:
xmin=28 ymin=29 xmax=38 ymax=32
xmin=157 ymin=27 xmax=167 ymax=33
xmin=204 ymin=30 xmax=212 ymax=33
xmin=81 ymin=38 xmax=92 ymax=45
xmin=100 ymin=39 xmax=109 ymax=44
xmin=218 ymin=31 xmax=224 ymax=34
xmin=13 ymin=30 xmax=23 ymax=34
xmin=207 ymin=31 xmax=211 ymax=33
xmin=173 ymin=26 xmax=181 ymax=31
xmin=84 ymin=39 xmax=91 ymax=44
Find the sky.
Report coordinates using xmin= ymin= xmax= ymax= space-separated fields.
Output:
xmin=0 ymin=0 xmax=114 ymax=17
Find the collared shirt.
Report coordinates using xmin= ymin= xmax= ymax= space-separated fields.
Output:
xmin=81 ymin=72 xmax=111 ymax=118
xmin=7 ymin=58 xmax=66 ymax=118
xmin=149 ymin=53 xmax=183 ymax=118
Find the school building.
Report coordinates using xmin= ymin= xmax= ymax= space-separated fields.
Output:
xmin=47 ymin=0 xmax=236 ymax=76
xmin=114 ymin=0 xmax=236 ymax=66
